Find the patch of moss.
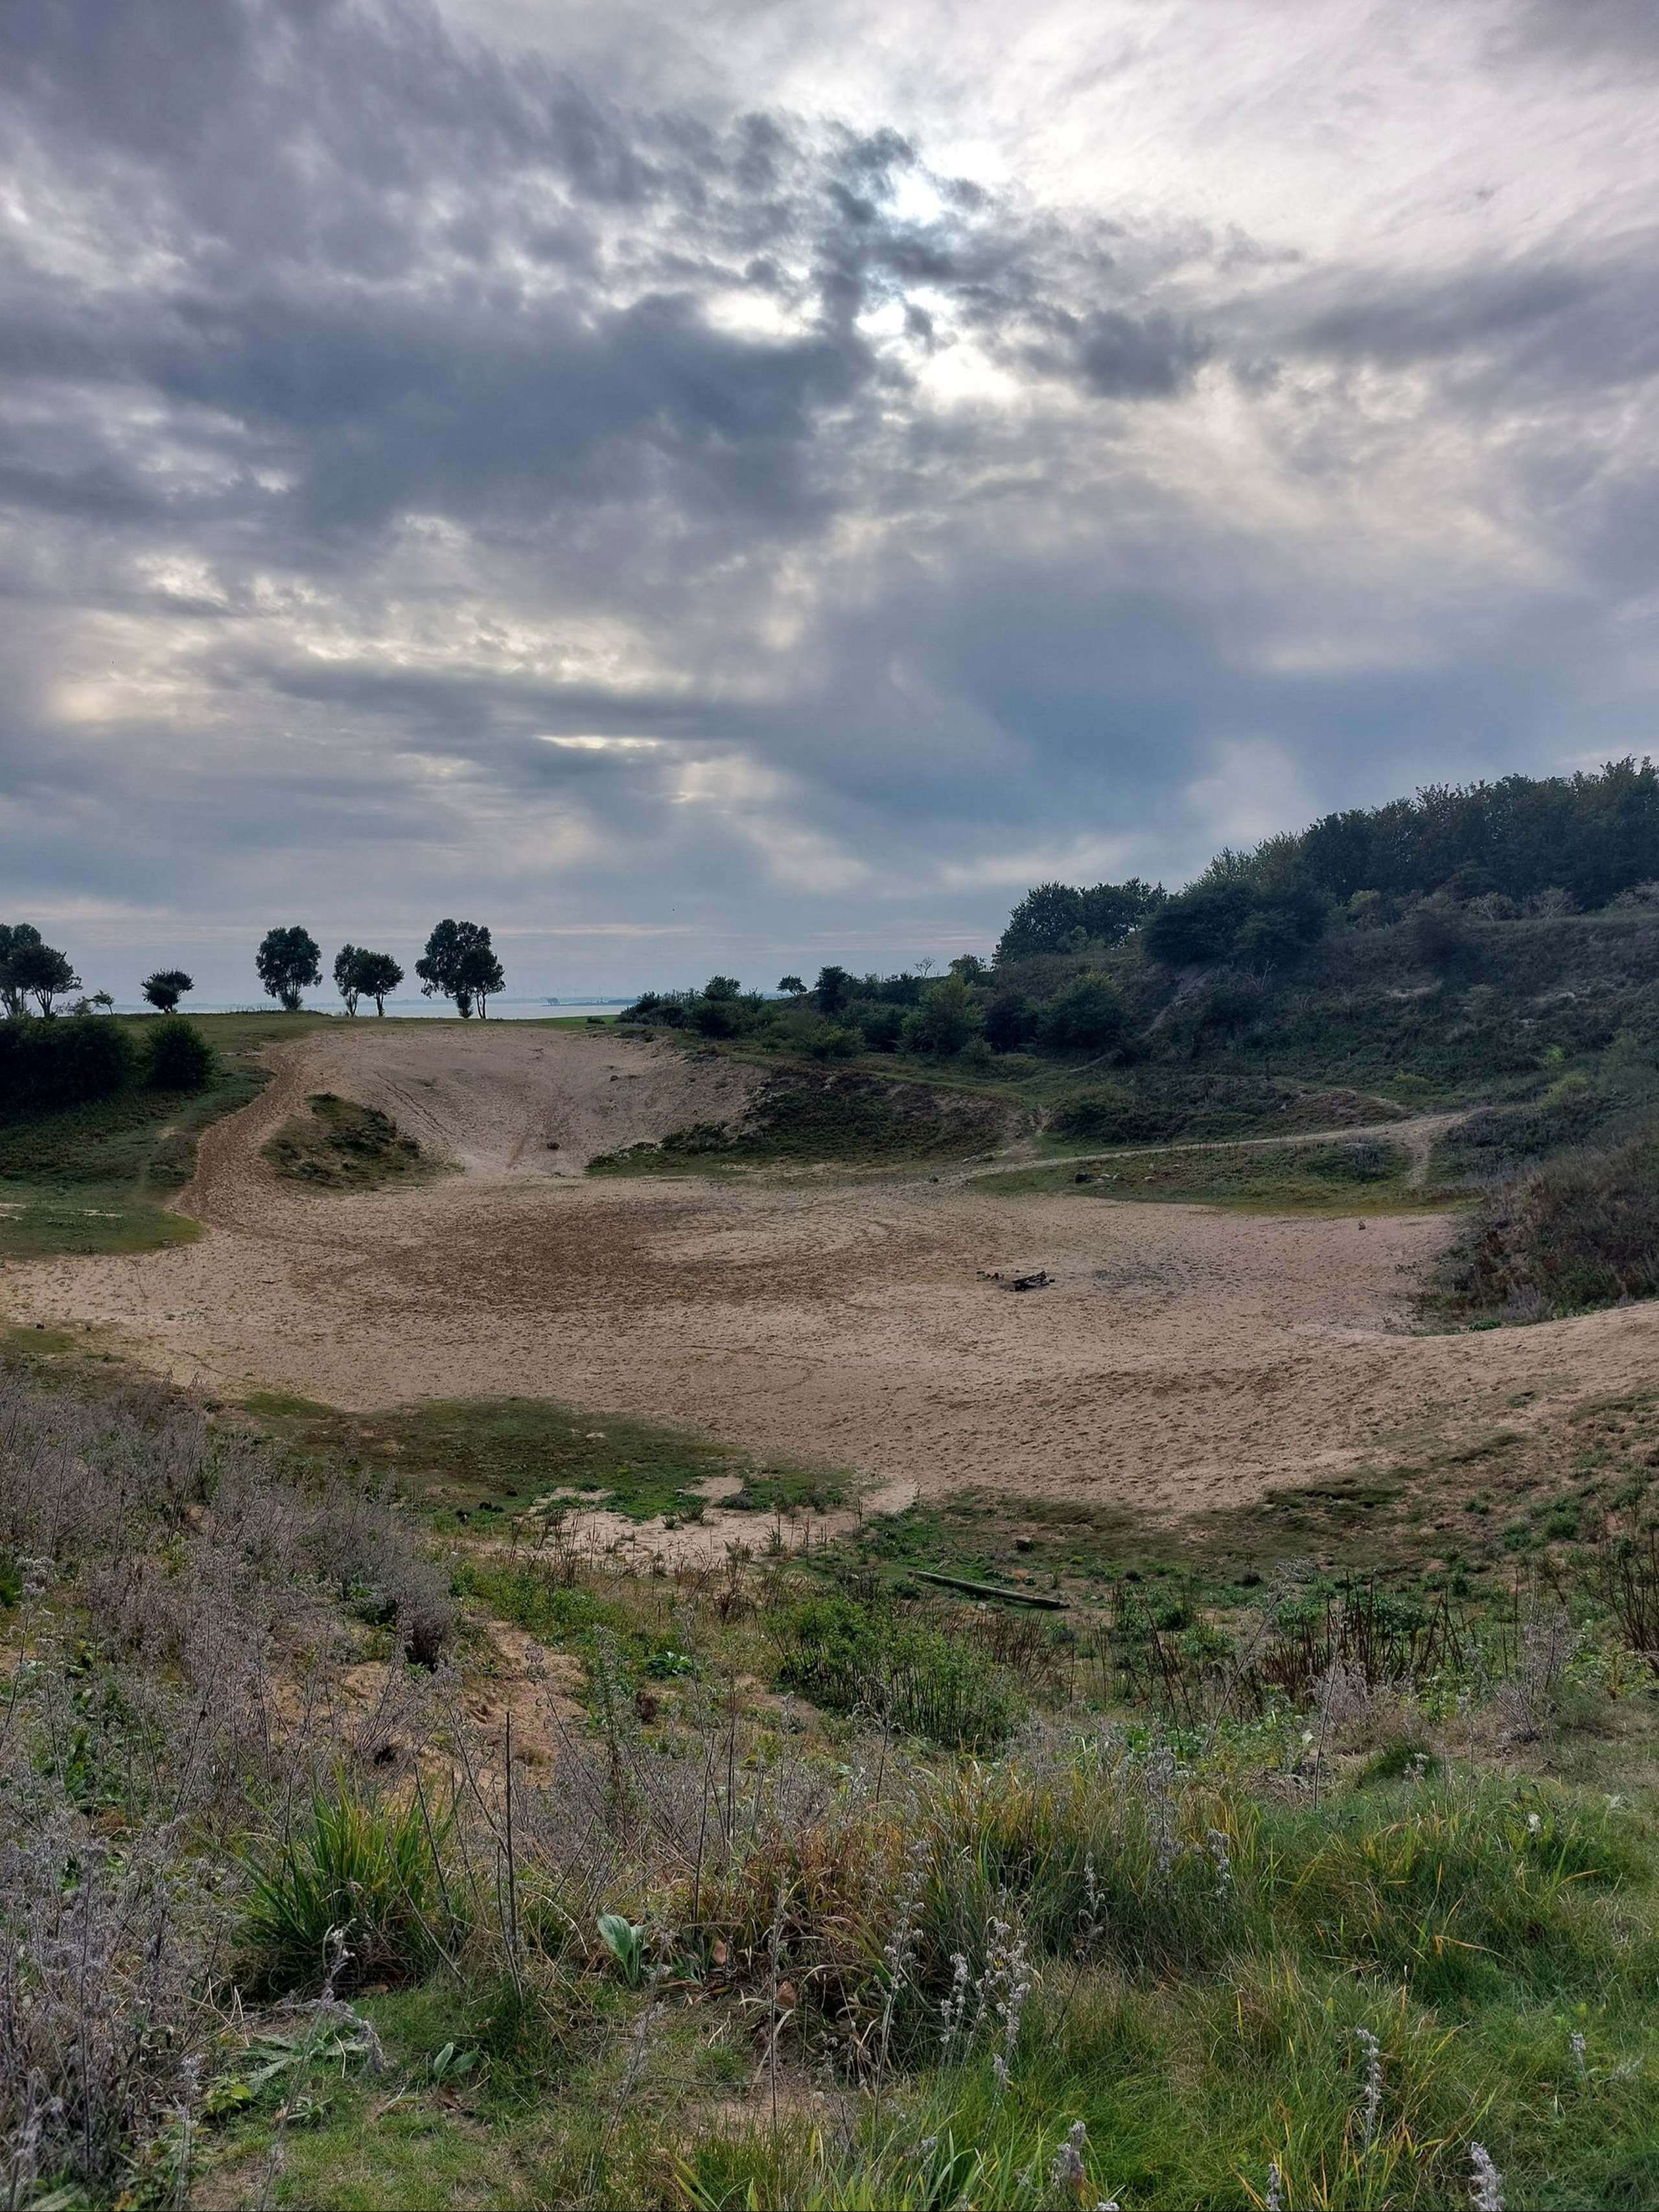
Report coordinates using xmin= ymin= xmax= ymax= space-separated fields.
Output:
xmin=237 ymin=1390 xmax=850 ymax=1526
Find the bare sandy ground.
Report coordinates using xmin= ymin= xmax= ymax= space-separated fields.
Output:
xmin=8 ymin=1022 xmax=1658 ymax=1526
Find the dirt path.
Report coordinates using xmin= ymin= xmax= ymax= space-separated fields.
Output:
xmin=6 ymin=1025 xmax=1655 ymax=1524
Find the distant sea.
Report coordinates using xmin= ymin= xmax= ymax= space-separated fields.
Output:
xmin=110 ymin=997 xmax=634 ymax=1021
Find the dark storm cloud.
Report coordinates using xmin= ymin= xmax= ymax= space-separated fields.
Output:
xmin=1501 ymin=0 xmax=1659 ymax=67
xmin=1 ymin=0 xmax=1657 ymax=994
xmin=1279 ymin=248 xmax=1659 ymax=399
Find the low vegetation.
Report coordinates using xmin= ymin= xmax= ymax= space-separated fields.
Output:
xmin=979 ymin=1135 xmax=1443 ymax=1213
xmin=9 ymin=1354 xmax=1659 ymax=2208
xmin=0 ymin=1012 xmax=327 ymax=1259
xmin=592 ymin=1067 xmax=1008 ymax=1175
xmin=263 ymin=1093 xmax=446 ymax=1191
xmin=238 ymin=1386 xmax=853 ymax=1528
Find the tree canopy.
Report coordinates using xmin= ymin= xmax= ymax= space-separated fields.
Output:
xmin=996 ymin=878 xmax=1165 ymax=961
xmin=415 ymin=919 xmax=504 ymax=1018
xmin=255 ymin=926 xmax=322 ymax=1011
xmin=0 ymin=926 xmax=81 ymax=1016
xmin=141 ymin=970 xmax=193 ymax=1014
xmin=346 ymin=948 xmax=404 ymax=1016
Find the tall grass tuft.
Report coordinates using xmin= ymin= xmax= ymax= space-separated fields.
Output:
xmin=241 ymin=1778 xmax=460 ymax=1995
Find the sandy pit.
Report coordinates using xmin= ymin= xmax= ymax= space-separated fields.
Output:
xmin=8 ymin=1021 xmax=1659 ymax=1526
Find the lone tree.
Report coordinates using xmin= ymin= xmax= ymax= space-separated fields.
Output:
xmin=0 ymin=925 xmax=41 ymax=1017
xmin=0 ymin=926 xmax=81 ymax=1016
xmin=777 ymin=975 xmax=806 ymax=996
xmin=334 ymin=944 xmax=405 ymax=1016
xmin=351 ymin=949 xmax=404 ymax=1016
xmin=415 ymin=919 xmax=504 ymax=1018
xmin=141 ymin=969 xmax=193 ymax=1014
xmin=255 ymin=925 xmax=322 ymax=1011
xmin=333 ymin=944 xmax=364 ymax=1015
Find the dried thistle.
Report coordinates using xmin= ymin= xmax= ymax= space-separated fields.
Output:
xmin=1353 ymin=2026 xmax=1383 ymax=2150
xmin=1470 ymin=2141 xmax=1505 ymax=2212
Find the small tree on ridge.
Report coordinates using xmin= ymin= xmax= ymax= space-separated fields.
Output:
xmin=255 ymin=926 xmax=322 ymax=1012
xmin=336 ymin=946 xmax=404 ymax=1016
xmin=142 ymin=970 xmax=193 ymax=1014
xmin=415 ymin=919 xmax=504 ymax=1018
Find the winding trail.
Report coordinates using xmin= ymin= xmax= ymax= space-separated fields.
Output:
xmin=6 ymin=1024 xmax=1654 ymax=1525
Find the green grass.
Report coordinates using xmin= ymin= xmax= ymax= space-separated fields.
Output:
xmin=262 ymin=1092 xmax=450 ymax=1191
xmin=241 ymin=1780 xmax=459 ymax=1996
xmin=238 ymin=1389 xmax=852 ymax=1526
xmin=0 ymin=1010 xmax=331 ymax=1259
xmin=973 ymin=1136 xmax=1463 ymax=1214
xmin=0 ymin=1179 xmax=201 ymax=1257
xmin=195 ymin=1764 xmax=1659 ymax=2211
xmin=771 ymin=1592 xmax=1025 ymax=1747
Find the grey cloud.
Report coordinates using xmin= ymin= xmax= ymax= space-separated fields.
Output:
xmin=1 ymin=0 xmax=1657 ymax=998
xmin=1500 ymin=0 xmax=1659 ymax=69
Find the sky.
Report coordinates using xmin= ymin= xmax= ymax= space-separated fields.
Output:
xmin=4 ymin=0 xmax=1658 ymax=1001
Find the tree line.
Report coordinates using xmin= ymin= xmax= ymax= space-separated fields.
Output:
xmin=0 ymin=918 xmax=507 ymax=1024
xmin=997 ymin=758 xmax=1659 ymax=966
xmin=621 ymin=759 xmax=1659 ymax=1075
xmin=251 ymin=918 xmax=504 ymax=1016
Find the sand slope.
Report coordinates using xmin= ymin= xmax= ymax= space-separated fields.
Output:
xmin=9 ymin=1023 xmax=1657 ymax=1522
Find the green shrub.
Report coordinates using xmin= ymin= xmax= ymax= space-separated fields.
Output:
xmin=241 ymin=1780 xmax=460 ymax=1994
xmin=1050 ymin=1089 xmax=1183 ymax=1145
xmin=772 ymin=1596 xmax=1022 ymax=1748
xmin=1432 ymin=1132 xmax=1659 ymax=1320
xmin=0 ymin=1014 xmax=135 ymax=1114
xmin=1036 ymin=975 xmax=1126 ymax=1053
xmin=143 ymin=1017 xmax=215 ymax=1092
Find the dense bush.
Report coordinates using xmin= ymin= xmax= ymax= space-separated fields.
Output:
xmin=0 ymin=1012 xmax=135 ymax=1114
xmin=983 ymin=989 xmax=1038 ymax=1052
xmin=1432 ymin=1133 xmax=1659 ymax=1320
xmin=143 ymin=1016 xmax=214 ymax=1091
xmin=772 ymin=1595 xmax=1023 ymax=1747
xmin=997 ymin=877 xmax=1165 ymax=959
xmin=1144 ymin=883 xmax=1327 ymax=970
xmin=901 ymin=975 xmax=982 ymax=1056
xmin=1036 ymin=974 xmax=1127 ymax=1052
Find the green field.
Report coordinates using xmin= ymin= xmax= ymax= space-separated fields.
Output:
xmin=239 ymin=1387 xmax=853 ymax=1527
xmin=973 ymin=1135 xmax=1467 ymax=1215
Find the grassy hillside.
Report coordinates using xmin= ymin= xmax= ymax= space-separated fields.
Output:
xmin=0 ymin=1011 xmax=333 ymax=1257
xmin=616 ymin=772 xmax=1659 ymax=1318
xmin=263 ymin=1091 xmax=450 ymax=1191
xmin=591 ymin=1064 xmax=1010 ymax=1176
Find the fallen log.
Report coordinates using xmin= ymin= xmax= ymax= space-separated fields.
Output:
xmin=914 ymin=1568 xmax=1069 ymax=1609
